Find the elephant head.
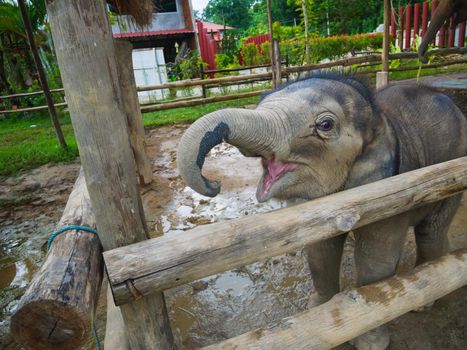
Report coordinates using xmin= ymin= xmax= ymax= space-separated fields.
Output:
xmin=177 ymin=75 xmax=398 ymax=203
xmin=418 ymin=0 xmax=467 ymax=63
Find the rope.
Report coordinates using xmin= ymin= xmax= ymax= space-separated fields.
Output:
xmin=47 ymin=225 xmax=97 ymax=250
xmin=47 ymin=224 xmax=101 ymax=350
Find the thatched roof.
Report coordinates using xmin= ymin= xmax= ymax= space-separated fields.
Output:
xmin=107 ymin=0 xmax=153 ymax=26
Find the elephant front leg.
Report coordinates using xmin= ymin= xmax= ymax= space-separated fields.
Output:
xmin=351 ymin=215 xmax=410 ymax=350
xmin=303 ymin=234 xmax=346 ymax=305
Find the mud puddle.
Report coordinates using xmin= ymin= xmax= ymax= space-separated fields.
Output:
xmin=143 ymin=126 xmax=314 ymax=348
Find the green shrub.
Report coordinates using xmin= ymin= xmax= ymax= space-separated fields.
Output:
xmin=240 ymin=43 xmax=261 ymax=66
xmin=260 ymin=41 xmax=271 ymax=64
xmin=279 ymin=32 xmax=384 ymax=65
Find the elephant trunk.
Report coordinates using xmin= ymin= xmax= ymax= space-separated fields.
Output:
xmin=418 ymin=0 xmax=454 ymax=63
xmin=177 ymin=108 xmax=284 ymax=197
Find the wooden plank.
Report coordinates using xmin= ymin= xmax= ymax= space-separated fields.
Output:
xmin=141 ymin=90 xmax=264 ymax=113
xmin=104 ymin=286 xmax=130 ymax=350
xmin=0 ymin=88 xmax=64 ymax=101
xmin=10 ymin=170 xmax=103 ymax=350
xmin=203 ymin=249 xmax=467 ymax=350
xmin=0 ymin=102 xmax=67 ymax=114
xmin=114 ymin=40 xmax=153 ymax=185
xmin=45 ymin=0 xmax=174 ymax=349
xmin=104 ymin=157 xmax=467 ymax=305
xmin=136 ymin=72 xmax=272 ymax=91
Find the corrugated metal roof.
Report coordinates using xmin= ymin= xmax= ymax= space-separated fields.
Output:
xmin=200 ymin=21 xmax=234 ymax=32
xmin=113 ymin=29 xmax=194 ymax=38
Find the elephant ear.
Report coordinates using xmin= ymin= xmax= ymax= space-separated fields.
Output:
xmin=345 ymin=119 xmax=398 ymax=189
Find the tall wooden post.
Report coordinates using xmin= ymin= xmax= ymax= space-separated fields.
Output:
xmin=272 ymin=39 xmax=282 ymax=87
xmin=18 ymin=0 xmax=67 ymax=150
xmin=114 ymin=41 xmax=153 ymax=186
xmin=377 ymin=0 xmax=391 ymax=89
xmin=266 ymin=0 xmax=280 ymax=88
xmin=302 ymin=0 xmax=310 ymax=64
xmin=44 ymin=1 xmax=174 ymax=349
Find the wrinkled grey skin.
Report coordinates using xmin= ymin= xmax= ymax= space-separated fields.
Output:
xmin=418 ymin=0 xmax=467 ymax=63
xmin=177 ymin=74 xmax=467 ymax=349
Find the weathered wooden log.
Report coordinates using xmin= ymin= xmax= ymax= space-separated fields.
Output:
xmin=10 ymin=169 xmax=103 ymax=350
xmin=140 ymin=90 xmax=264 ymax=113
xmin=0 ymin=102 xmax=67 ymax=114
xmin=137 ymin=72 xmax=272 ymax=92
xmin=104 ymin=157 xmax=467 ymax=305
xmin=284 ymin=47 xmax=467 ymax=74
xmin=204 ymin=248 xmax=467 ymax=350
xmin=104 ymin=286 xmax=129 ymax=350
xmin=45 ymin=0 xmax=174 ymax=348
xmin=115 ymin=40 xmax=153 ymax=185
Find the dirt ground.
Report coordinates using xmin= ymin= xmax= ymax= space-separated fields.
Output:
xmin=1 ymin=73 xmax=467 ymax=349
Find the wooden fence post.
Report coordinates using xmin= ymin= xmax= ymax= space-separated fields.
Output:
xmin=114 ymin=40 xmax=153 ymax=186
xmin=200 ymin=63 xmax=207 ymax=98
xmin=272 ymin=39 xmax=282 ymax=88
xmin=44 ymin=0 xmax=174 ymax=349
xmin=377 ymin=0 xmax=391 ymax=89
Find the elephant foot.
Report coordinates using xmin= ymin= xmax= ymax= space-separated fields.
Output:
xmin=350 ymin=326 xmax=390 ymax=350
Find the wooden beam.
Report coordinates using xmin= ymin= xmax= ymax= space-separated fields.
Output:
xmin=45 ymin=0 xmax=174 ymax=348
xmin=114 ymin=40 xmax=153 ymax=185
xmin=140 ymin=90 xmax=264 ymax=112
xmin=104 ymin=157 xmax=467 ymax=305
xmin=137 ymin=72 xmax=272 ymax=91
xmin=10 ymin=169 xmax=103 ymax=350
xmin=203 ymin=249 xmax=467 ymax=350
xmin=377 ymin=0 xmax=391 ymax=89
xmin=104 ymin=286 xmax=130 ymax=350
xmin=17 ymin=0 xmax=67 ymax=150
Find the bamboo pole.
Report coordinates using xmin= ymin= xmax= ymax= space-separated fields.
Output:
xmin=104 ymin=157 xmax=467 ymax=305
xmin=17 ymin=0 xmax=67 ymax=150
xmin=10 ymin=169 xmax=103 ymax=350
xmin=204 ymin=249 xmax=467 ymax=350
xmin=45 ymin=0 xmax=174 ymax=348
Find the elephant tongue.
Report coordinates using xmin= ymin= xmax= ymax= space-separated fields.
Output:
xmin=258 ymin=158 xmax=298 ymax=201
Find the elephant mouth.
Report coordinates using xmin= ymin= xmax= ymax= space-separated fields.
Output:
xmin=256 ymin=157 xmax=299 ymax=202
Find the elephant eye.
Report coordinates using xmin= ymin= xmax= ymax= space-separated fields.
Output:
xmin=316 ymin=119 xmax=334 ymax=131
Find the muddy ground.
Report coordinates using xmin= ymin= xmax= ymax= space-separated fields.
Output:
xmin=1 ymin=122 xmax=466 ymax=350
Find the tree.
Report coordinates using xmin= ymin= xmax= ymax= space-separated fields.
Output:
xmin=0 ymin=0 xmax=51 ymax=94
xmin=203 ymin=0 xmax=254 ymax=31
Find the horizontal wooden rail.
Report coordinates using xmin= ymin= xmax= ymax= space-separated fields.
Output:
xmin=104 ymin=157 xmax=467 ymax=305
xmin=136 ymin=72 xmax=272 ymax=92
xmin=11 ymin=169 xmax=103 ymax=350
xmin=0 ymin=102 xmax=67 ymax=114
xmin=0 ymin=87 xmax=64 ymax=100
xmin=140 ymin=90 xmax=264 ymax=112
xmin=204 ymin=248 xmax=467 ymax=349
xmin=284 ymin=47 xmax=467 ymax=74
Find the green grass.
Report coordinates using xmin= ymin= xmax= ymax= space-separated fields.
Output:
xmin=1 ymin=62 xmax=466 ymax=177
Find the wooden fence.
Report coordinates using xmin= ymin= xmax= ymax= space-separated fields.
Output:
xmin=11 ymin=156 xmax=467 ymax=349
xmin=2 ymin=47 xmax=465 ymax=115
xmin=392 ymin=0 xmax=467 ymax=50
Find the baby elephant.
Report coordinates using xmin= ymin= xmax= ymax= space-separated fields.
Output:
xmin=177 ymin=74 xmax=467 ymax=349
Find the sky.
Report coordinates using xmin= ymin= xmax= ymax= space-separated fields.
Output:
xmin=191 ymin=0 xmax=209 ymax=12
